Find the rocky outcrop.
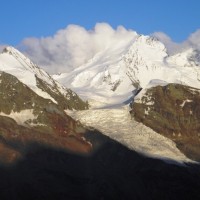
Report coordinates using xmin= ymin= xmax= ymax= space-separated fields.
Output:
xmin=131 ymin=83 xmax=200 ymax=161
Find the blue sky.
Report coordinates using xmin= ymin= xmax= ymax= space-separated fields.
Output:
xmin=0 ymin=0 xmax=200 ymax=45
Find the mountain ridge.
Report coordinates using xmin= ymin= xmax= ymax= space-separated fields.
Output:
xmin=54 ymin=34 xmax=200 ymax=105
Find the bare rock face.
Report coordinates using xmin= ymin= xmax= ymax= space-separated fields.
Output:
xmin=131 ymin=83 xmax=200 ymax=161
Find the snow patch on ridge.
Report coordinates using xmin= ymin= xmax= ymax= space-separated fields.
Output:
xmin=134 ymin=79 xmax=168 ymax=104
xmin=0 ymin=109 xmax=37 ymax=126
xmin=180 ymin=99 xmax=193 ymax=107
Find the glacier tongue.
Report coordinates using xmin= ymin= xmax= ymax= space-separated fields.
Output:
xmin=66 ymin=101 xmax=193 ymax=164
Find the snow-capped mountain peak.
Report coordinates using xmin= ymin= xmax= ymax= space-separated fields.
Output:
xmin=3 ymin=46 xmax=37 ymax=68
xmin=54 ymin=34 xmax=200 ymax=105
xmin=0 ymin=46 xmax=88 ymax=109
xmin=2 ymin=46 xmax=54 ymax=85
xmin=54 ymin=35 xmax=169 ymax=104
xmin=0 ymin=46 xmax=59 ymax=103
xmin=134 ymin=35 xmax=167 ymax=51
xmin=122 ymin=35 xmax=168 ymax=67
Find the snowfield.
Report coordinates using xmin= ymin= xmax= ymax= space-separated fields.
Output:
xmin=0 ymin=109 xmax=37 ymax=126
xmin=66 ymin=101 xmax=194 ymax=164
xmin=54 ymin=35 xmax=200 ymax=105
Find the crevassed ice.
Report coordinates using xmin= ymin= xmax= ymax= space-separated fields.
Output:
xmin=66 ymin=102 xmax=194 ymax=164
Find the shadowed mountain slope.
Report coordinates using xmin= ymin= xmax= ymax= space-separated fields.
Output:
xmin=0 ymin=130 xmax=199 ymax=200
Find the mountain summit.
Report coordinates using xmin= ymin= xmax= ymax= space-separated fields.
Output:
xmin=54 ymin=35 xmax=200 ymax=105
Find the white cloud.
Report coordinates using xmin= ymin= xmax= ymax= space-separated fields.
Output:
xmin=17 ymin=23 xmax=200 ymax=74
xmin=152 ymin=29 xmax=200 ymax=55
xmin=20 ymin=23 xmax=137 ymax=74
xmin=0 ymin=44 xmax=6 ymax=52
xmin=187 ymin=29 xmax=200 ymax=49
xmin=151 ymin=32 xmax=182 ymax=54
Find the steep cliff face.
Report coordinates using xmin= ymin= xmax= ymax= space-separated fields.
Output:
xmin=131 ymin=83 xmax=200 ymax=161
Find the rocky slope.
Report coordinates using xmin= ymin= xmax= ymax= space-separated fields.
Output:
xmin=131 ymin=82 xmax=200 ymax=161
